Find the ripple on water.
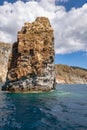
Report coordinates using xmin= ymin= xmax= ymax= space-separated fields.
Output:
xmin=0 ymin=84 xmax=87 ymax=130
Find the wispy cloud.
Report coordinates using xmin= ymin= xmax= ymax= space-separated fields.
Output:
xmin=0 ymin=0 xmax=87 ymax=54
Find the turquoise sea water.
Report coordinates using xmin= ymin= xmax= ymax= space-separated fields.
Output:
xmin=0 ymin=84 xmax=87 ymax=130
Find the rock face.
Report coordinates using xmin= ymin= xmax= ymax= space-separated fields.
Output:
xmin=55 ymin=64 xmax=87 ymax=84
xmin=2 ymin=17 xmax=55 ymax=92
xmin=0 ymin=42 xmax=12 ymax=82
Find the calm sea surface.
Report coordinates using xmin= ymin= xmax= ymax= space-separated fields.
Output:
xmin=0 ymin=84 xmax=87 ymax=130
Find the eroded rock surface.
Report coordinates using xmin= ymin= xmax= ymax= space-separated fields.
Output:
xmin=2 ymin=17 xmax=55 ymax=92
xmin=55 ymin=64 xmax=87 ymax=84
xmin=0 ymin=42 xmax=12 ymax=82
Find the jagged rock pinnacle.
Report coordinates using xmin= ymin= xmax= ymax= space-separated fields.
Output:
xmin=2 ymin=17 xmax=55 ymax=92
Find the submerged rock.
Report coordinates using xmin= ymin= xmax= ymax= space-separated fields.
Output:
xmin=2 ymin=17 xmax=55 ymax=92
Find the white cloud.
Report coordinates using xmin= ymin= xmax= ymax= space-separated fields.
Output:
xmin=0 ymin=0 xmax=87 ymax=54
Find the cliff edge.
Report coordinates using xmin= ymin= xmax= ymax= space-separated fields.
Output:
xmin=0 ymin=42 xmax=12 ymax=82
xmin=55 ymin=64 xmax=87 ymax=84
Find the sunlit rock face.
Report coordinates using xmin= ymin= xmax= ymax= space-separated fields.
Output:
xmin=55 ymin=64 xmax=87 ymax=84
xmin=0 ymin=42 xmax=12 ymax=82
xmin=2 ymin=17 xmax=55 ymax=92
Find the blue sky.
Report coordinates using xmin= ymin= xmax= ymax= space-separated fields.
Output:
xmin=57 ymin=0 xmax=87 ymax=69
xmin=0 ymin=0 xmax=87 ymax=69
xmin=57 ymin=0 xmax=87 ymax=11
xmin=0 ymin=0 xmax=87 ymax=9
xmin=55 ymin=51 xmax=87 ymax=68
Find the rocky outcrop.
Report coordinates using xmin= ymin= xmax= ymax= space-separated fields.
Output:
xmin=2 ymin=17 xmax=55 ymax=92
xmin=0 ymin=44 xmax=87 ymax=86
xmin=55 ymin=64 xmax=87 ymax=84
xmin=0 ymin=42 xmax=12 ymax=82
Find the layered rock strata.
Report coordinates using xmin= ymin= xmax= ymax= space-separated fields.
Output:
xmin=2 ymin=17 xmax=55 ymax=92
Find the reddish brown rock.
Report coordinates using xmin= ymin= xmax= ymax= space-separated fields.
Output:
xmin=2 ymin=17 xmax=55 ymax=92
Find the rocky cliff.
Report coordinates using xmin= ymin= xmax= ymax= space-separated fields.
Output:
xmin=55 ymin=64 xmax=87 ymax=84
xmin=0 ymin=44 xmax=87 ymax=85
xmin=2 ymin=17 xmax=55 ymax=92
xmin=0 ymin=42 xmax=12 ymax=82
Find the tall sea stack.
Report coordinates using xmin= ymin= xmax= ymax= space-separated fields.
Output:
xmin=2 ymin=17 xmax=55 ymax=92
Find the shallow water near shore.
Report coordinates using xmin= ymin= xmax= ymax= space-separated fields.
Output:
xmin=0 ymin=84 xmax=87 ymax=130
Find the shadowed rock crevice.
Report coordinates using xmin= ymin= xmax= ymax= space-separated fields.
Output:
xmin=2 ymin=17 xmax=55 ymax=92
xmin=9 ymin=42 xmax=18 ymax=69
